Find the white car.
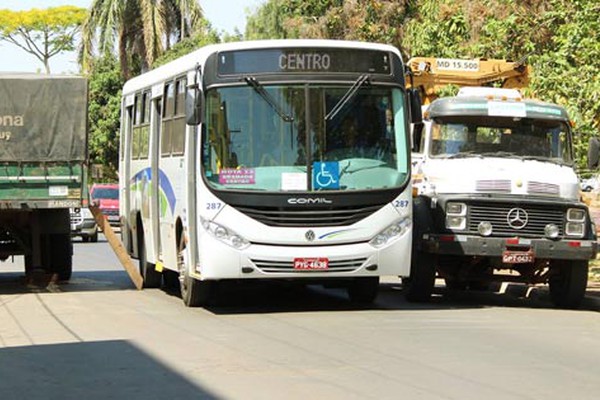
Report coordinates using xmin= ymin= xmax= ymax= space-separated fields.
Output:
xmin=70 ymin=207 xmax=99 ymax=242
xmin=580 ymin=177 xmax=598 ymax=192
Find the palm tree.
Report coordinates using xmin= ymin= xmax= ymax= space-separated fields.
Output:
xmin=81 ymin=0 xmax=203 ymax=79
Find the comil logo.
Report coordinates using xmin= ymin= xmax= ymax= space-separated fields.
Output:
xmin=287 ymin=197 xmax=333 ymax=205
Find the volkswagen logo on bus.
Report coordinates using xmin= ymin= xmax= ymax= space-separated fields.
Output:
xmin=305 ymin=230 xmax=316 ymax=242
xmin=506 ymin=208 xmax=528 ymax=230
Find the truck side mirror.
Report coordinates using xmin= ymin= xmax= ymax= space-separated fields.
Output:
xmin=588 ymin=137 xmax=600 ymax=170
xmin=408 ymin=88 xmax=423 ymax=124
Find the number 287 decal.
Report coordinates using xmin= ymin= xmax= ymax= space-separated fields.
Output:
xmin=206 ymin=202 xmax=222 ymax=210
xmin=393 ymin=200 xmax=409 ymax=208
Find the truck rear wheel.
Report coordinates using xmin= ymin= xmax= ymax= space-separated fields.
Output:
xmin=50 ymin=234 xmax=73 ymax=281
xmin=549 ymin=260 xmax=588 ymax=309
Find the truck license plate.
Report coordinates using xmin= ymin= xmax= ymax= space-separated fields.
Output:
xmin=293 ymin=257 xmax=329 ymax=270
xmin=502 ymin=250 xmax=534 ymax=264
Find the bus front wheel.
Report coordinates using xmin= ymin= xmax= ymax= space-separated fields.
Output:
xmin=177 ymin=236 xmax=213 ymax=307
xmin=347 ymin=277 xmax=379 ymax=304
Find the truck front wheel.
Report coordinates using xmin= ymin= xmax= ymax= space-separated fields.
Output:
xmin=548 ymin=260 xmax=588 ymax=309
xmin=404 ymin=196 xmax=437 ymax=302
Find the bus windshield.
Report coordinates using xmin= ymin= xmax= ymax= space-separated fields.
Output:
xmin=203 ymin=84 xmax=409 ymax=192
xmin=428 ymin=116 xmax=572 ymax=164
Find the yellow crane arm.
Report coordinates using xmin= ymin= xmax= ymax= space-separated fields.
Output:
xmin=406 ymin=57 xmax=531 ymax=104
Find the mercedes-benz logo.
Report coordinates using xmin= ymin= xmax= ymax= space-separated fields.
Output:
xmin=506 ymin=208 xmax=528 ymax=230
xmin=305 ymin=230 xmax=315 ymax=241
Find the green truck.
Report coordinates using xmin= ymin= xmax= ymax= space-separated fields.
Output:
xmin=0 ymin=74 xmax=89 ymax=281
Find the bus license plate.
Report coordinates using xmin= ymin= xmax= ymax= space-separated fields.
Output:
xmin=293 ymin=257 xmax=329 ymax=270
xmin=502 ymin=250 xmax=534 ymax=264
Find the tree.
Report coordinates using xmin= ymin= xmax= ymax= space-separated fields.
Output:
xmin=87 ymin=55 xmax=124 ymax=180
xmin=0 ymin=6 xmax=86 ymax=73
xmin=153 ymin=19 xmax=220 ymax=67
xmin=81 ymin=0 xmax=204 ymax=79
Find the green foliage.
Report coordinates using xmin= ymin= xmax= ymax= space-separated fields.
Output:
xmin=246 ymin=0 xmax=600 ymax=171
xmin=153 ymin=19 xmax=221 ymax=67
xmin=0 ymin=6 xmax=86 ymax=73
xmin=87 ymin=55 xmax=124 ymax=181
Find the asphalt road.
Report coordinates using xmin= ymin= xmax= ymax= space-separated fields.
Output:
xmin=0 ymin=235 xmax=599 ymax=400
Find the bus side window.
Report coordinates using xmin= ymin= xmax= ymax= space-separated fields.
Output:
xmin=132 ymin=93 xmax=141 ymax=159
xmin=161 ymin=81 xmax=175 ymax=156
xmin=139 ymin=90 xmax=151 ymax=159
xmin=171 ymin=77 xmax=187 ymax=155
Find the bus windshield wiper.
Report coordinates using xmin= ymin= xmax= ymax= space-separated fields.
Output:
xmin=325 ymin=74 xmax=370 ymax=121
xmin=244 ymin=76 xmax=293 ymax=122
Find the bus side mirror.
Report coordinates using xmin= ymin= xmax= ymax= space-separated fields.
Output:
xmin=412 ymin=122 xmax=424 ymax=152
xmin=588 ymin=136 xmax=600 ymax=170
xmin=186 ymin=84 xmax=203 ymax=126
xmin=408 ymin=88 xmax=423 ymax=124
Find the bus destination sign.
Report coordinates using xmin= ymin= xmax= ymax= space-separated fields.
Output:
xmin=218 ymin=48 xmax=391 ymax=75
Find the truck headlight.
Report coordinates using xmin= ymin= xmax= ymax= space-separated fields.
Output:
xmin=201 ymin=218 xmax=250 ymax=250
xmin=565 ymin=222 xmax=585 ymax=237
xmin=370 ymin=218 xmax=411 ymax=248
xmin=446 ymin=202 xmax=467 ymax=230
xmin=567 ymin=208 xmax=586 ymax=222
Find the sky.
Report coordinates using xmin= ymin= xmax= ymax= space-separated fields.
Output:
xmin=0 ymin=0 xmax=265 ymax=74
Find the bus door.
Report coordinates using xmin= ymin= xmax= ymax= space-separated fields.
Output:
xmin=150 ymin=88 xmax=163 ymax=260
xmin=121 ymin=95 xmax=135 ymax=252
xmin=157 ymin=77 xmax=186 ymax=267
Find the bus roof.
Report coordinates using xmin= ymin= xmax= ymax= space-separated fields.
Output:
xmin=122 ymin=39 xmax=402 ymax=95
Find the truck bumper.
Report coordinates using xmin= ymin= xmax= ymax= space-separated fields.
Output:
xmin=422 ymin=234 xmax=598 ymax=261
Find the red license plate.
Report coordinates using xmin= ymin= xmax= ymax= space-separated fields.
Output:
xmin=293 ymin=257 xmax=329 ymax=270
xmin=502 ymin=250 xmax=535 ymax=264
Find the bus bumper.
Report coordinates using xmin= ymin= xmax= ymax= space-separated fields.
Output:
xmin=195 ymin=233 xmax=412 ymax=280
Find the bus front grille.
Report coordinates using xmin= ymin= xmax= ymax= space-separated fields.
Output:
xmin=235 ymin=203 xmax=386 ymax=227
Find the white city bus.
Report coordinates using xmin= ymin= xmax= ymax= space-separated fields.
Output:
xmin=119 ymin=40 xmax=420 ymax=306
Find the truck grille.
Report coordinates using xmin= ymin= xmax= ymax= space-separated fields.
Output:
xmin=467 ymin=202 xmax=564 ymax=237
xmin=252 ymin=257 xmax=367 ymax=273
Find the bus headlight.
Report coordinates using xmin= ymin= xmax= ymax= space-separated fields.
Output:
xmin=370 ymin=218 xmax=411 ymax=248
xmin=201 ymin=218 xmax=250 ymax=250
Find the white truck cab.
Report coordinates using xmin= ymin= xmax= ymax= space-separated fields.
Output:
xmin=408 ymin=87 xmax=597 ymax=308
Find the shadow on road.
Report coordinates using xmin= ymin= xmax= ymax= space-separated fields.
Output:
xmin=0 ymin=270 xmax=135 ymax=295
xmin=0 ymin=340 xmax=218 ymax=400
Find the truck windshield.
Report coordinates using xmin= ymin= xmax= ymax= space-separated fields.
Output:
xmin=203 ymin=84 xmax=409 ymax=192
xmin=428 ymin=116 xmax=572 ymax=164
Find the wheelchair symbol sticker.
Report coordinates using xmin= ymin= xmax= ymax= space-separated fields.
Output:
xmin=313 ymin=162 xmax=339 ymax=190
